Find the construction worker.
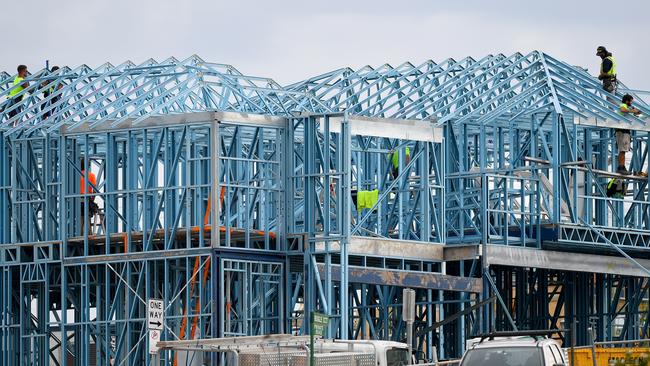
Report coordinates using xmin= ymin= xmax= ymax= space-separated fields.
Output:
xmin=606 ymin=178 xmax=627 ymax=199
xmin=596 ymin=46 xmax=617 ymax=93
xmin=80 ymin=158 xmax=99 ymax=231
xmin=41 ymin=66 xmax=62 ymax=118
xmin=6 ymin=65 xmax=29 ymax=119
xmin=620 ymin=94 xmax=642 ymax=117
xmin=390 ymin=147 xmax=411 ymax=179
xmin=615 ymin=95 xmax=642 ymax=175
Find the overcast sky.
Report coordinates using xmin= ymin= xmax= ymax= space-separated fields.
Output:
xmin=1 ymin=0 xmax=648 ymax=92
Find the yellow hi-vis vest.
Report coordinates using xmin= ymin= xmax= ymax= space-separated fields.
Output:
xmin=619 ymin=103 xmax=629 ymax=116
xmin=8 ymin=76 xmax=24 ymax=98
xmin=357 ymin=189 xmax=379 ymax=211
xmin=391 ymin=147 xmax=411 ymax=169
xmin=601 ymin=56 xmax=617 ymax=77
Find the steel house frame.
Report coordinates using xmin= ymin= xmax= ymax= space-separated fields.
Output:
xmin=0 ymin=52 xmax=648 ymax=365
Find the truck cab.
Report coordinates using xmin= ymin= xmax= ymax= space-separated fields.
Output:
xmin=460 ymin=334 xmax=566 ymax=366
xmin=314 ymin=340 xmax=424 ymax=366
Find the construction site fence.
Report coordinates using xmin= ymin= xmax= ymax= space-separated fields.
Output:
xmin=568 ymin=339 xmax=650 ymax=366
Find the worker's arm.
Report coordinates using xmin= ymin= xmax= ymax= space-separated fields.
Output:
xmin=620 ymin=105 xmax=642 ymax=116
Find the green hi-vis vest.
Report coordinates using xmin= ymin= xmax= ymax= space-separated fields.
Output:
xmin=357 ymin=189 xmax=379 ymax=211
xmin=8 ymin=76 xmax=24 ymax=98
xmin=601 ymin=56 xmax=617 ymax=76
xmin=391 ymin=147 xmax=411 ymax=169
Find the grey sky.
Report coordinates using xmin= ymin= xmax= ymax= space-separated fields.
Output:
xmin=1 ymin=0 xmax=648 ymax=92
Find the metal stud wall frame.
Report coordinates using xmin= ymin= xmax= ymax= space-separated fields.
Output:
xmin=1 ymin=51 xmax=649 ymax=365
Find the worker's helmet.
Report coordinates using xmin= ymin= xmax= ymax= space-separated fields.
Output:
xmin=596 ymin=46 xmax=608 ymax=56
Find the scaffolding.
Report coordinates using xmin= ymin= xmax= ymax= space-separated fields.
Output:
xmin=0 ymin=52 xmax=649 ymax=365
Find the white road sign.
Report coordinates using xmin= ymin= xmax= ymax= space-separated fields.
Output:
xmin=147 ymin=299 xmax=164 ymax=330
xmin=149 ymin=328 xmax=161 ymax=354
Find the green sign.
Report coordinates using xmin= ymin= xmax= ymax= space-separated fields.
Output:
xmin=310 ymin=312 xmax=330 ymax=366
xmin=311 ymin=312 xmax=329 ymax=336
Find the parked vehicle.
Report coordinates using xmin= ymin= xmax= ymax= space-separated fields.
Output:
xmin=156 ymin=335 xmax=422 ymax=366
xmin=314 ymin=339 xmax=426 ymax=366
xmin=459 ymin=331 xmax=566 ymax=366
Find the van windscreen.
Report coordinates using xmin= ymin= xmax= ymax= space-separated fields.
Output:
xmin=460 ymin=347 xmax=542 ymax=366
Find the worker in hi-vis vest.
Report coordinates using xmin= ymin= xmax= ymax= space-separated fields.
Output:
xmin=596 ymin=46 xmax=617 ymax=93
xmin=607 ymin=178 xmax=626 ymax=199
xmin=390 ymin=147 xmax=410 ymax=179
xmin=41 ymin=66 xmax=62 ymax=119
xmin=6 ymin=65 xmax=29 ymax=119
xmin=615 ymin=94 xmax=642 ymax=175
xmin=80 ymin=158 xmax=100 ymax=233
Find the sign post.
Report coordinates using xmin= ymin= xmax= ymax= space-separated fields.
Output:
xmin=402 ymin=289 xmax=416 ymax=364
xmin=147 ymin=299 xmax=164 ymax=355
xmin=310 ymin=312 xmax=329 ymax=366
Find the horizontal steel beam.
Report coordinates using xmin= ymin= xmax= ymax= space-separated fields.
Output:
xmin=574 ymin=115 xmax=649 ymax=132
xmin=62 ymin=247 xmax=285 ymax=265
xmin=444 ymin=245 xmax=481 ymax=261
xmin=60 ymin=111 xmax=216 ymax=134
xmin=315 ymin=237 xmax=479 ymax=262
xmin=216 ymin=111 xmax=287 ymax=128
xmin=318 ymin=264 xmax=483 ymax=293
xmin=485 ymin=244 xmax=650 ymax=277
xmin=63 ymin=247 xmax=213 ymax=265
xmin=318 ymin=115 xmax=443 ymax=142
xmin=61 ymin=111 xmax=288 ymax=135
xmin=315 ymin=236 xmax=444 ymax=261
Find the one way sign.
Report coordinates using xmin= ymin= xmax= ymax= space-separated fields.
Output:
xmin=147 ymin=299 xmax=164 ymax=330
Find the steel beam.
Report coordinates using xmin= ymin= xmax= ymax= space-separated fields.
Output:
xmin=317 ymin=264 xmax=482 ymax=293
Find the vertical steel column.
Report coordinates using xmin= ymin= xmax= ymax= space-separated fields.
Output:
xmin=211 ymin=118 xmax=220 ymax=248
xmin=106 ymin=132 xmax=119 ymax=248
xmin=0 ymin=132 xmax=6 ymax=243
xmin=584 ymin=129 xmax=593 ymax=223
xmin=304 ymin=116 xmax=316 ymax=332
xmin=323 ymin=116 xmax=333 ymax=336
xmin=479 ymin=121 xmax=490 ymax=332
xmin=420 ymin=142 xmax=430 ymax=241
xmin=440 ymin=136 xmax=445 ymax=244
xmin=10 ymin=136 xmax=17 ymax=244
xmin=339 ymin=114 xmax=351 ymax=339
xmin=43 ymin=136 xmax=52 ymax=241
xmin=551 ymin=112 xmax=561 ymax=223
xmin=397 ymin=138 xmax=405 ymax=240
xmin=124 ymin=130 xmax=137 ymax=246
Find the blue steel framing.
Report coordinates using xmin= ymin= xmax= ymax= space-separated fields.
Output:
xmin=0 ymin=52 xmax=649 ymax=365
